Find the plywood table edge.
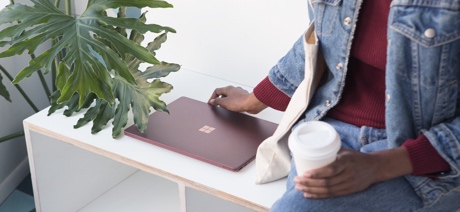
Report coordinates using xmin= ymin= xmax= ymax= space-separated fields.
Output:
xmin=23 ymin=123 xmax=43 ymax=212
xmin=23 ymin=121 xmax=269 ymax=212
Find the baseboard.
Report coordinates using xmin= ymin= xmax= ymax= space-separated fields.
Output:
xmin=0 ymin=157 xmax=30 ymax=204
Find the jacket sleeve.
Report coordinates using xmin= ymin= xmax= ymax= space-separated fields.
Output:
xmin=267 ymin=34 xmax=306 ymax=97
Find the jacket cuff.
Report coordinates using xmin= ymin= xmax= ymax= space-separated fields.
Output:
xmin=253 ymin=77 xmax=290 ymax=111
xmin=402 ymin=134 xmax=450 ymax=176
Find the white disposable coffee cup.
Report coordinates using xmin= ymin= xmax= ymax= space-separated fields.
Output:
xmin=288 ymin=121 xmax=341 ymax=176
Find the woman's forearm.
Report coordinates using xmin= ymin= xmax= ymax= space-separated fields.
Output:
xmin=371 ymin=147 xmax=413 ymax=182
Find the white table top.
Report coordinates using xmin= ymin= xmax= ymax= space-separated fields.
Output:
xmin=24 ymin=69 xmax=286 ymax=210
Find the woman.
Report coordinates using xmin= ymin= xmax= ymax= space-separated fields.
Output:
xmin=209 ymin=0 xmax=460 ymax=211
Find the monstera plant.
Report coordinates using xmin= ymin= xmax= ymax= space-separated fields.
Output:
xmin=0 ymin=0 xmax=180 ymax=141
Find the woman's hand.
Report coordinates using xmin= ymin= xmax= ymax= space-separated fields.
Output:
xmin=294 ymin=147 xmax=412 ymax=199
xmin=208 ymin=86 xmax=267 ymax=114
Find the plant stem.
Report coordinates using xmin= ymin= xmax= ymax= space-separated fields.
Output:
xmin=65 ymin=0 xmax=71 ymax=15
xmin=10 ymin=0 xmax=14 ymax=5
xmin=38 ymin=70 xmax=51 ymax=101
xmin=87 ymin=0 xmax=94 ymax=7
xmin=0 ymin=131 xmax=24 ymax=143
xmin=52 ymin=58 xmax=57 ymax=92
xmin=31 ymin=54 xmax=51 ymax=101
xmin=54 ymin=0 xmax=60 ymax=8
xmin=0 ymin=65 xmax=39 ymax=112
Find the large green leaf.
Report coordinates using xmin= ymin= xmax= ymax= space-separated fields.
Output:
xmin=0 ymin=0 xmax=174 ymax=106
xmin=72 ymin=32 xmax=180 ymax=138
xmin=0 ymin=0 xmax=180 ymax=138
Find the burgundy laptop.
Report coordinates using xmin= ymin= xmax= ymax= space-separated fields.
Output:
xmin=124 ymin=96 xmax=278 ymax=171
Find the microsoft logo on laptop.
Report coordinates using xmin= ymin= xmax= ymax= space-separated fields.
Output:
xmin=199 ymin=125 xmax=215 ymax=134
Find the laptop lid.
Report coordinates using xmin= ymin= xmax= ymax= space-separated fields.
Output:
xmin=124 ymin=96 xmax=278 ymax=171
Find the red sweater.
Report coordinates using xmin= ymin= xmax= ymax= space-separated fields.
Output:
xmin=253 ymin=0 xmax=450 ymax=176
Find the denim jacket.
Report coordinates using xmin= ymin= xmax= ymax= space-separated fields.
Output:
xmin=267 ymin=0 xmax=460 ymax=207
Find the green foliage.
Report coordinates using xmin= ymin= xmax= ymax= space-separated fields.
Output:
xmin=0 ymin=66 xmax=11 ymax=102
xmin=0 ymin=0 xmax=180 ymax=138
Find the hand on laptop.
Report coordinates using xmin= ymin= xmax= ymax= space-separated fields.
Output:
xmin=208 ymin=86 xmax=267 ymax=114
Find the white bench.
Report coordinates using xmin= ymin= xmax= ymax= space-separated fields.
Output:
xmin=24 ymin=70 xmax=286 ymax=212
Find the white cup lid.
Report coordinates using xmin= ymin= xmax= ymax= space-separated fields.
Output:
xmin=288 ymin=121 xmax=341 ymax=159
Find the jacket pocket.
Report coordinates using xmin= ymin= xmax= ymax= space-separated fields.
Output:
xmin=389 ymin=1 xmax=460 ymax=127
xmin=390 ymin=1 xmax=460 ymax=47
xmin=311 ymin=0 xmax=342 ymax=36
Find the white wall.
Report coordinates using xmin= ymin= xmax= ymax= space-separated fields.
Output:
xmin=0 ymin=2 xmax=7 ymax=11
xmin=144 ymin=0 xmax=309 ymax=88
xmin=76 ymin=0 xmax=309 ymax=87
xmin=0 ymin=0 xmax=53 ymax=203
xmin=0 ymin=0 xmax=309 ymax=202
xmin=0 ymin=0 xmax=308 ymax=204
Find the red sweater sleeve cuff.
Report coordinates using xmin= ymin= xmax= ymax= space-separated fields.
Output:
xmin=253 ymin=77 xmax=290 ymax=111
xmin=402 ymin=134 xmax=450 ymax=176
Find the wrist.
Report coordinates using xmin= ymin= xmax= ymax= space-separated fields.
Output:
xmin=371 ymin=147 xmax=413 ymax=182
xmin=245 ymin=93 xmax=267 ymax=114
